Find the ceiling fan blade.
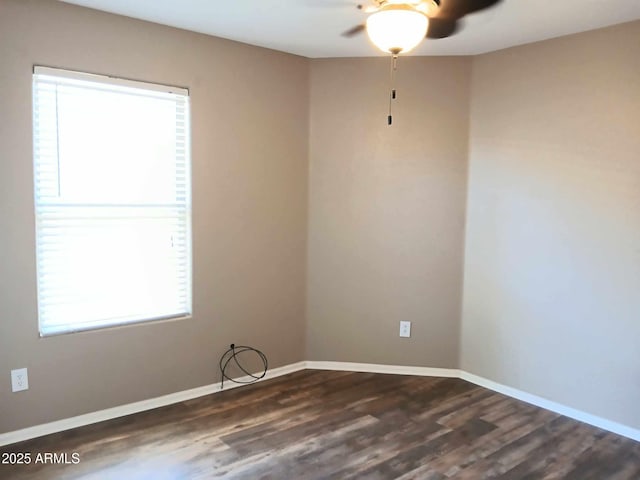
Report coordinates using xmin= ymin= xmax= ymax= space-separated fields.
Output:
xmin=426 ymin=17 xmax=459 ymax=39
xmin=437 ymin=0 xmax=502 ymax=19
xmin=342 ymin=24 xmax=366 ymax=37
xmin=465 ymin=0 xmax=502 ymax=14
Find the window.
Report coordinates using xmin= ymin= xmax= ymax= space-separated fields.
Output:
xmin=33 ymin=66 xmax=191 ymax=336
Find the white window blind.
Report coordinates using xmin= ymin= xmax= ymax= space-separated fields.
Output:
xmin=33 ymin=66 xmax=191 ymax=336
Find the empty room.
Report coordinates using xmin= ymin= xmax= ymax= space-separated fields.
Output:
xmin=1 ymin=0 xmax=639 ymax=478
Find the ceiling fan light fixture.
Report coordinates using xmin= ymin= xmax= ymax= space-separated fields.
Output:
xmin=365 ymin=5 xmax=428 ymax=54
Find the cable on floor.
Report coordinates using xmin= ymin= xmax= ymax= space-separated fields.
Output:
xmin=219 ymin=344 xmax=268 ymax=390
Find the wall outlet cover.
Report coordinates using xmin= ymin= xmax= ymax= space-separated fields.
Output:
xmin=399 ymin=321 xmax=411 ymax=338
xmin=11 ymin=368 xmax=29 ymax=392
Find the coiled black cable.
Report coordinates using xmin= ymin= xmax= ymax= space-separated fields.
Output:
xmin=219 ymin=344 xmax=268 ymax=390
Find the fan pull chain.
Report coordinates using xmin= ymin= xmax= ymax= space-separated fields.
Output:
xmin=388 ymin=54 xmax=398 ymax=125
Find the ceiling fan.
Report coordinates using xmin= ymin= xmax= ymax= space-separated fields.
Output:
xmin=341 ymin=0 xmax=503 ymax=125
xmin=343 ymin=0 xmax=503 ymax=54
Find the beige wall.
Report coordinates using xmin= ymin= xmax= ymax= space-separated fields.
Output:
xmin=461 ymin=21 xmax=640 ymax=429
xmin=306 ymin=57 xmax=470 ymax=367
xmin=0 ymin=0 xmax=309 ymax=433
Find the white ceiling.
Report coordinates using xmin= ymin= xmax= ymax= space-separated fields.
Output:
xmin=59 ymin=0 xmax=640 ymax=58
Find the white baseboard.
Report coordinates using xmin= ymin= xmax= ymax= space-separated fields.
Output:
xmin=2 ymin=360 xmax=639 ymax=446
xmin=460 ymin=371 xmax=640 ymax=443
xmin=0 ymin=361 xmax=306 ymax=447
xmin=305 ymin=360 xmax=460 ymax=378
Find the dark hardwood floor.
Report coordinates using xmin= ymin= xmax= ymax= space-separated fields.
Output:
xmin=2 ymin=370 xmax=639 ymax=479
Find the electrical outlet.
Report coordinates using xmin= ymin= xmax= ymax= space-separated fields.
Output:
xmin=11 ymin=368 xmax=29 ymax=392
xmin=399 ymin=321 xmax=411 ymax=338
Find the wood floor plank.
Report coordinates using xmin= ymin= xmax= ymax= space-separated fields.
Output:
xmin=1 ymin=370 xmax=638 ymax=479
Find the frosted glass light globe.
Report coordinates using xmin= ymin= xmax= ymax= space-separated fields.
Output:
xmin=366 ymin=6 xmax=429 ymax=54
